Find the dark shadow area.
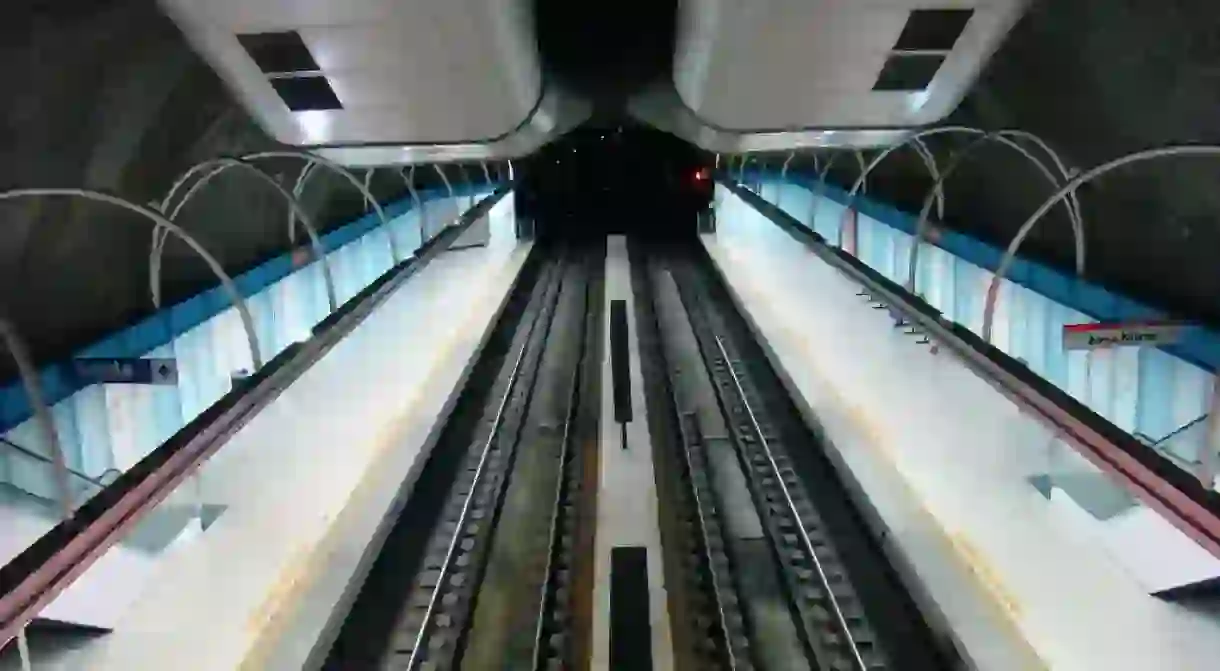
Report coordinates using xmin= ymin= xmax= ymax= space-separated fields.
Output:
xmin=516 ymin=123 xmax=712 ymax=242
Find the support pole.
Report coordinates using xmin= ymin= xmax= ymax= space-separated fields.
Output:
xmin=0 ymin=317 xmax=71 ymax=518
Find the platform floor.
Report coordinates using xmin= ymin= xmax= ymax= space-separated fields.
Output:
xmin=66 ymin=200 xmax=532 ymax=670
xmin=703 ymin=198 xmax=1220 ymax=670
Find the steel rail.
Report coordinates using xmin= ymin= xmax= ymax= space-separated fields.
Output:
xmin=714 ymin=336 xmax=869 ymax=671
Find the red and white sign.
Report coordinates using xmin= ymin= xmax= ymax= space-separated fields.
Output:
xmin=1062 ymin=321 xmax=1184 ymax=351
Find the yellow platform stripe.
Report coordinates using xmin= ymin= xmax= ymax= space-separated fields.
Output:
xmin=239 ymin=253 xmax=523 ymax=669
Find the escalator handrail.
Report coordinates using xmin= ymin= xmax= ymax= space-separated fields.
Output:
xmin=0 ymin=187 xmax=513 ymax=648
xmin=0 ymin=436 xmax=110 ymax=490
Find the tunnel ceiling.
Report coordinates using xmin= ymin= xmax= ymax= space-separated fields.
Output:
xmin=2 ymin=0 xmax=1220 ymax=384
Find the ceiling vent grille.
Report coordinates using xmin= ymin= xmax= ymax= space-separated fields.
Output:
xmin=873 ymin=54 xmax=948 ymax=91
xmin=893 ymin=9 xmax=975 ymax=52
xmin=271 ymin=76 xmax=343 ymax=111
xmin=238 ymin=32 xmax=320 ymax=74
xmin=238 ymin=31 xmax=342 ymax=111
xmin=873 ymin=8 xmax=974 ymax=91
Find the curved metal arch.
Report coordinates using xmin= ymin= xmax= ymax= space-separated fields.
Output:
xmin=852 ymin=148 xmax=869 ymax=180
xmin=0 ymin=188 xmax=263 ymax=371
xmin=433 ymin=164 xmax=459 ymax=237
xmin=150 ymin=158 xmax=338 ymax=313
xmin=780 ymin=150 xmax=796 ymax=182
xmin=906 ymin=131 xmax=1087 ymax=294
xmin=0 ymin=317 xmax=71 ymax=517
xmin=287 ymin=161 xmax=322 ymax=244
xmin=810 ymin=151 xmax=844 ymax=233
xmin=456 ymin=163 xmax=474 ymax=193
xmin=434 ymin=164 xmax=455 ymax=200
xmin=843 ymin=126 xmax=1081 ymax=250
xmin=363 ymin=168 xmax=377 ymax=211
xmin=910 ymin=137 xmax=946 ymax=221
xmin=162 ymin=150 xmax=400 ymax=263
xmin=809 ymin=150 xmax=871 ymax=233
xmin=399 ymin=167 xmax=426 ymax=249
xmin=982 ymin=144 xmax=1220 ymax=343
xmin=832 ymin=140 xmax=948 ymax=247
xmin=819 ymin=149 xmax=876 ymax=191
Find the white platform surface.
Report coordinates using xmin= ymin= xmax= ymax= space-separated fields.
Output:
xmin=704 ymin=196 xmax=1220 ymax=670
xmin=68 ymin=199 xmax=531 ymax=670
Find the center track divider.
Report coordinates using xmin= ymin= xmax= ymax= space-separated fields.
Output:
xmin=0 ymin=188 xmax=514 ymax=648
xmin=634 ymin=243 xmax=953 ymax=671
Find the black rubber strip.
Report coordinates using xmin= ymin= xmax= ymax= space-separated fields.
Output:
xmin=610 ymin=299 xmax=633 ymax=425
xmin=610 ymin=545 xmax=653 ymax=671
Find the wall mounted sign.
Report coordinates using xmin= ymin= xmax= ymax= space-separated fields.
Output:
xmin=1062 ymin=321 xmax=1184 ymax=351
xmin=72 ymin=358 xmax=178 ymax=385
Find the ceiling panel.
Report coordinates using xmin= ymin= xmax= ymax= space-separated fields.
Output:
xmin=674 ymin=0 xmax=1029 ymax=131
xmin=180 ymin=0 xmax=431 ymax=31
xmin=158 ymin=0 xmax=542 ymax=147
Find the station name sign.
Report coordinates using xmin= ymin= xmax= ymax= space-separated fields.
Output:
xmin=1062 ymin=321 xmax=1183 ymax=351
xmin=71 ymin=357 xmax=178 ymax=385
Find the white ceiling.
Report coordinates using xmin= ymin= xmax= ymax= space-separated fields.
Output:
xmin=628 ymin=82 xmax=913 ymax=152
xmin=674 ymin=0 xmax=1028 ymax=131
xmin=314 ymin=84 xmax=591 ymax=166
xmin=159 ymin=0 xmax=543 ymax=147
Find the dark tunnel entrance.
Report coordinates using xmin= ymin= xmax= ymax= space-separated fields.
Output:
xmin=515 ymin=123 xmax=713 ymax=243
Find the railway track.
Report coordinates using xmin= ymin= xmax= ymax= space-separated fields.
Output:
xmin=328 ymin=241 xmax=946 ymax=671
xmin=635 ymin=244 xmax=950 ymax=671
xmin=323 ymin=249 xmax=602 ymax=670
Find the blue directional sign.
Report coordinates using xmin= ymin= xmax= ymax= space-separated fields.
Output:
xmin=71 ymin=358 xmax=178 ymax=386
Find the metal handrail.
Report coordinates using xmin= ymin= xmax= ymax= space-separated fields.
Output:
xmin=0 ymin=436 xmax=110 ymax=489
xmin=1134 ymin=414 xmax=1209 ymax=448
